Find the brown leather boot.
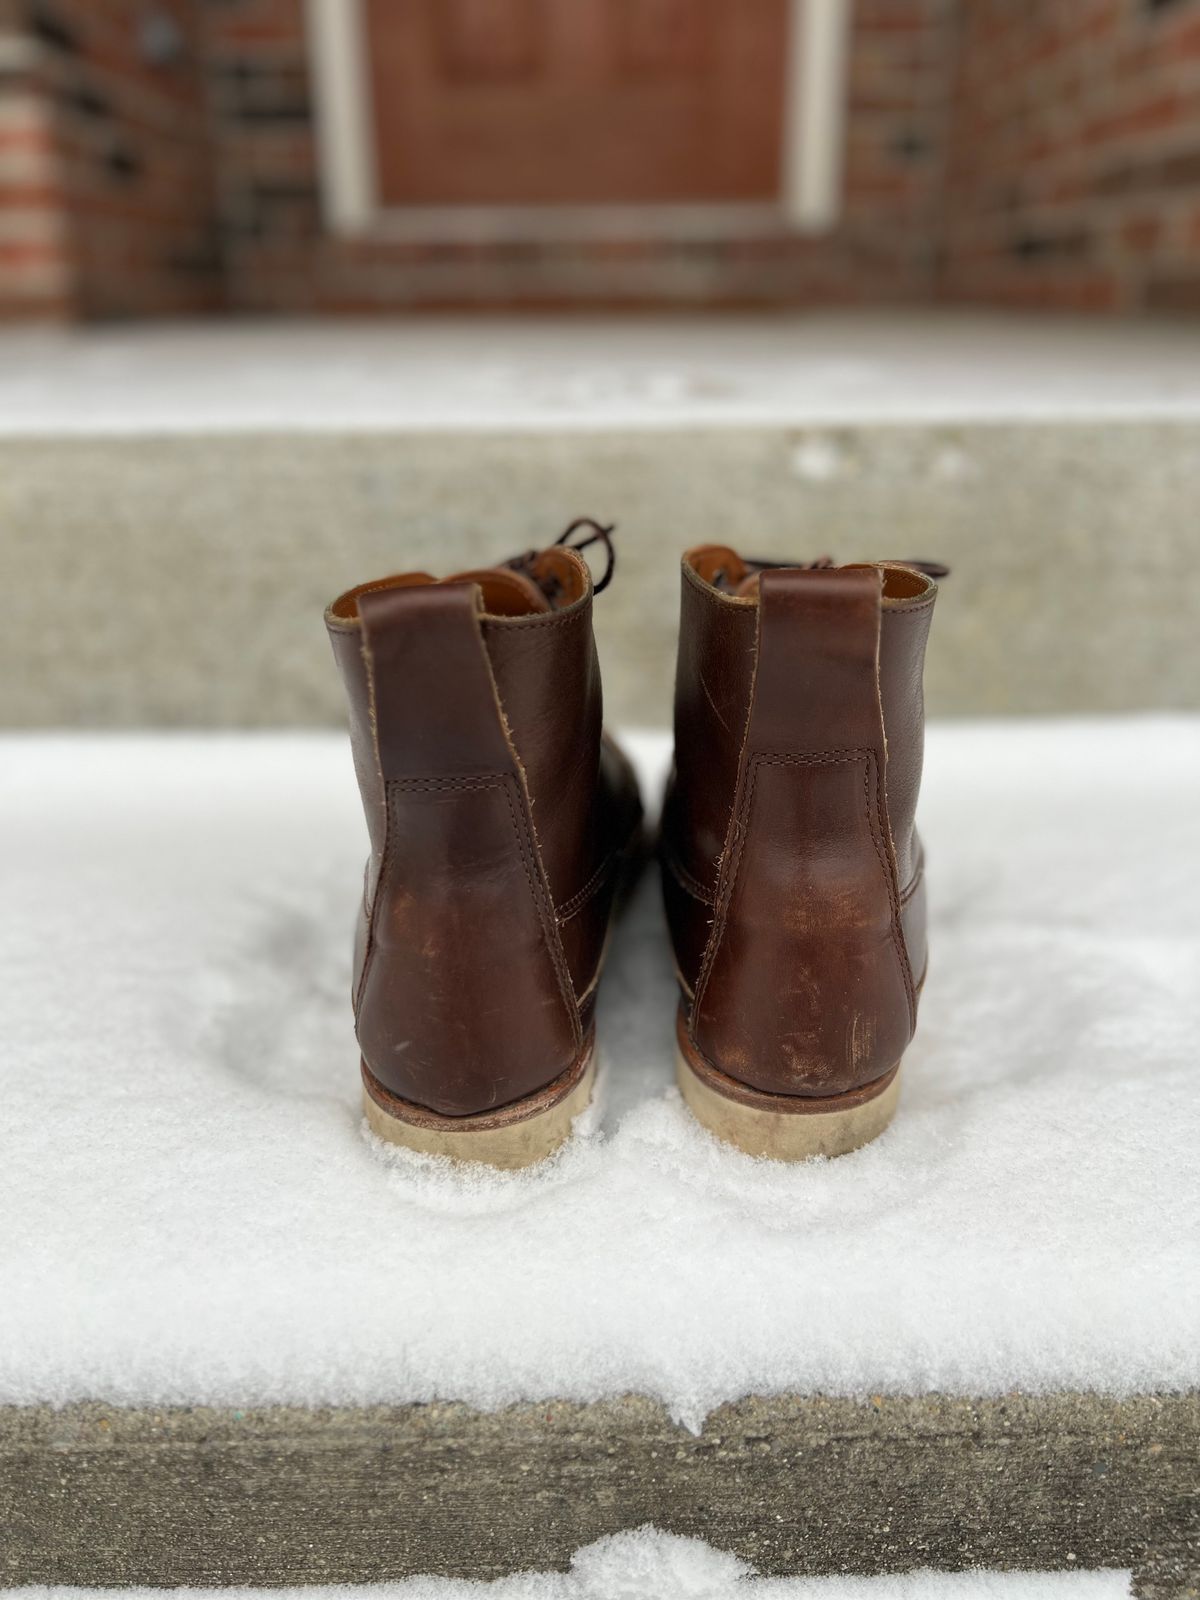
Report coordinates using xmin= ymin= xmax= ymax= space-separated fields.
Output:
xmin=326 ymin=527 xmax=642 ymax=1168
xmin=661 ymin=545 xmax=940 ymax=1160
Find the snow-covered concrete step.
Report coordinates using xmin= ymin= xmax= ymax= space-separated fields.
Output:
xmin=3 ymin=1398 xmax=1185 ymax=1590
xmin=4 ymin=314 xmax=1200 ymax=434
xmin=0 ymin=1554 xmax=1144 ymax=1600
xmin=1 ymin=314 xmax=1198 ymax=728
xmin=1 ymin=723 xmax=1197 ymax=1587
xmin=0 ymin=1539 xmax=1144 ymax=1600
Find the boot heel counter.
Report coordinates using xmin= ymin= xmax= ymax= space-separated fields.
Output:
xmin=348 ymin=581 xmax=580 ymax=1118
xmin=692 ymin=748 xmax=914 ymax=1097
xmin=357 ymin=772 xmax=581 ymax=1116
xmin=691 ymin=566 xmax=915 ymax=1099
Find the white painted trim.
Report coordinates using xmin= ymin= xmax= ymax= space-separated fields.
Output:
xmin=305 ymin=0 xmax=848 ymax=239
xmin=782 ymin=0 xmax=852 ymax=230
xmin=304 ymin=0 xmax=377 ymax=233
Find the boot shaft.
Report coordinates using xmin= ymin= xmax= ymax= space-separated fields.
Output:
xmin=664 ymin=547 xmax=937 ymax=1103
xmin=326 ymin=548 xmax=634 ymax=1120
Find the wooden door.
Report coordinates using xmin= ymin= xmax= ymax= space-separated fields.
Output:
xmin=363 ymin=0 xmax=790 ymax=207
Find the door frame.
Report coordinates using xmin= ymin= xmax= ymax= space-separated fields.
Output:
xmin=304 ymin=0 xmax=851 ymax=239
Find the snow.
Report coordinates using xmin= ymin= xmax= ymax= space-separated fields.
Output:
xmin=0 ymin=1527 xmax=1132 ymax=1597
xmin=0 ymin=314 xmax=1198 ymax=436
xmin=0 ymin=721 xmax=1197 ymax=1423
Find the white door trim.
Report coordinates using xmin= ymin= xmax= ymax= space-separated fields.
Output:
xmin=304 ymin=0 xmax=377 ymax=233
xmin=305 ymin=0 xmax=851 ymax=239
xmin=782 ymin=0 xmax=852 ymax=229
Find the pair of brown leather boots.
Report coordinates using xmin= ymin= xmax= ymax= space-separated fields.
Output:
xmin=325 ymin=527 xmax=939 ymax=1169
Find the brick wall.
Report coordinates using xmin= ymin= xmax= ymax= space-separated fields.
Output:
xmin=940 ymin=0 xmax=1200 ymax=312
xmin=1 ymin=0 xmax=220 ymax=318
xmin=0 ymin=3 xmax=73 ymax=316
xmin=2 ymin=0 xmax=1198 ymax=317
xmin=203 ymin=0 xmax=320 ymax=312
xmin=206 ymin=0 xmax=956 ymax=310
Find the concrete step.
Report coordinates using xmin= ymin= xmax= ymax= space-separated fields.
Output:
xmin=1 ymin=312 xmax=1198 ymax=726
xmin=3 ymin=1394 xmax=1195 ymax=1592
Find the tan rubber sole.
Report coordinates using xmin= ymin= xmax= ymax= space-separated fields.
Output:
xmin=676 ymin=1039 xmax=901 ymax=1162
xmin=362 ymin=1045 xmax=596 ymax=1170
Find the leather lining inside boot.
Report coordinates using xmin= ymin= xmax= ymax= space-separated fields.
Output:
xmin=683 ymin=545 xmax=937 ymax=607
xmin=326 ymin=547 xmax=592 ymax=627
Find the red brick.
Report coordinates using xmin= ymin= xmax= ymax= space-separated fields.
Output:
xmin=4 ymin=0 xmax=1198 ymax=316
xmin=1121 ymin=213 xmax=1162 ymax=254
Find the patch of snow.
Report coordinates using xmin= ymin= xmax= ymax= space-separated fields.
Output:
xmin=0 ymin=721 xmax=1197 ymax=1421
xmin=0 ymin=1527 xmax=1133 ymax=1597
xmin=0 ymin=314 xmax=1199 ymax=436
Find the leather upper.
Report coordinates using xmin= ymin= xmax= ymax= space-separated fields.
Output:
xmin=662 ymin=546 xmax=937 ymax=1099
xmin=327 ymin=547 xmax=641 ymax=1118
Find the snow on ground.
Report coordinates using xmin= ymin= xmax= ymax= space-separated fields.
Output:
xmin=0 ymin=721 xmax=1197 ymax=1422
xmin=0 ymin=1527 xmax=1132 ymax=1597
xmin=1 ymin=314 xmax=1199 ymax=435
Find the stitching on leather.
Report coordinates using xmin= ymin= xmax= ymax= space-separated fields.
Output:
xmin=565 ymin=814 xmax=643 ymax=999
xmin=332 ymin=576 xmax=409 ymax=619
xmin=681 ymin=558 xmax=755 ymax=615
xmin=469 ymin=592 xmax=584 ymax=1045
xmin=335 ymin=588 xmax=593 ymax=633
xmin=354 ymin=785 xmax=408 ymax=1018
xmin=899 ymin=868 xmax=924 ymax=905
xmin=481 ymin=605 xmax=591 ymax=635
xmin=557 ymin=851 xmax=615 ymax=924
xmin=361 ymin=775 xmax=581 ymax=1051
xmin=690 ymin=590 xmax=764 ymax=1030
xmin=393 ymin=774 xmax=504 ymax=793
xmin=360 ymin=775 xmax=510 ymax=1017
xmin=482 ymin=626 xmax=579 ymax=652
xmin=692 ymin=750 xmax=767 ymax=1020
xmin=863 ymin=750 xmax=917 ymax=1027
xmin=356 ymin=577 xmax=403 ymax=600
xmin=884 ymin=601 xmax=936 ymax=620
xmin=497 ymin=772 xmax=583 ymax=1047
xmin=662 ymin=846 xmax=717 ymax=906
xmin=741 ymin=748 xmax=866 ymax=766
xmin=692 ymin=747 xmax=915 ymax=1033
